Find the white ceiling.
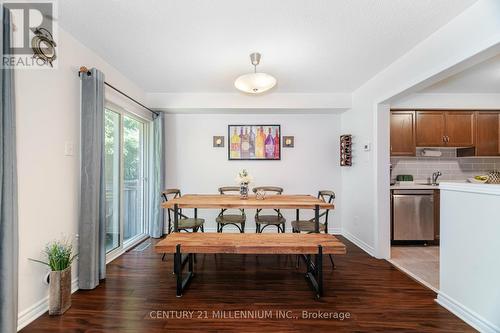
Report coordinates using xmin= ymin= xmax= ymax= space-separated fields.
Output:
xmin=421 ymin=53 xmax=500 ymax=94
xmin=59 ymin=0 xmax=477 ymax=94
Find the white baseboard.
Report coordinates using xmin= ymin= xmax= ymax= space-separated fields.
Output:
xmin=329 ymin=227 xmax=342 ymax=235
xmin=340 ymin=228 xmax=375 ymax=256
xmin=17 ymin=278 xmax=79 ymax=331
xmin=436 ymin=292 xmax=500 ymax=333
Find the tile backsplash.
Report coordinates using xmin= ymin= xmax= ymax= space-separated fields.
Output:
xmin=391 ymin=148 xmax=500 ymax=182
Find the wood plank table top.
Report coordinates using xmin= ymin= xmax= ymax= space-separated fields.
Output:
xmin=155 ymin=233 xmax=347 ymax=255
xmin=161 ymin=194 xmax=334 ymax=210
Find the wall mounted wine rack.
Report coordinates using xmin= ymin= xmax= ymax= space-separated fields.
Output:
xmin=340 ymin=134 xmax=352 ymax=166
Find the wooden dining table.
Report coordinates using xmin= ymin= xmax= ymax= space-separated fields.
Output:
xmin=161 ymin=194 xmax=334 ymax=233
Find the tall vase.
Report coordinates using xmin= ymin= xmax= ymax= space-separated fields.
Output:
xmin=240 ymin=183 xmax=249 ymax=199
xmin=49 ymin=266 xmax=72 ymax=315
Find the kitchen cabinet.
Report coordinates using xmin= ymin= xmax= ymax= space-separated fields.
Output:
xmin=445 ymin=111 xmax=475 ymax=146
xmin=390 ymin=111 xmax=415 ymax=156
xmin=416 ymin=111 xmax=446 ymax=146
xmin=476 ymin=112 xmax=500 ymax=156
xmin=392 ymin=110 xmax=500 ymax=155
xmin=415 ymin=111 xmax=474 ymax=147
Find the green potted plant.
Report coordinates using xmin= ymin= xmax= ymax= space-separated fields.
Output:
xmin=30 ymin=240 xmax=77 ymax=315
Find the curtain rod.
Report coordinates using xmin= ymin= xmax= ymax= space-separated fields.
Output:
xmin=78 ymin=66 xmax=160 ymax=117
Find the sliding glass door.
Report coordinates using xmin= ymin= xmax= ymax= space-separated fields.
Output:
xmin=123 ymin=116 xmax=146 ymax=243
xmin=104 ymin=110 xmax=121 ymax=253
xmin=104 ymin=107 xmax=149 ymax=259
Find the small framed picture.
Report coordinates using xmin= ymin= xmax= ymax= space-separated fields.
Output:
xmin=283 ymin=136 xmax=294 ymax=148
xmin=213 ymin=136 xmax=224 ymax=147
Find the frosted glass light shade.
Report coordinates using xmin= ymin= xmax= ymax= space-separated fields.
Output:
xmin=234 ymin=72 xmax=277 ymax=94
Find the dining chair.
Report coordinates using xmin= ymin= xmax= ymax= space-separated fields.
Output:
xmin=252 ymin=186 xmax=286 ymax=233
xmin=161 ymin=189 xmax=205 ymax=234
xmin=216 ymin=186 xmax=246 ymax=233
xmin=292 ymin=190 xmax=335 ymax=267
xmin=292 ymin=190 xmax=335 ymax=234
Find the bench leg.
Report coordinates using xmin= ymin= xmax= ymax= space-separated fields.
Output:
xmin=302 ymin=245 xmax=323 ymax=299
xmin=316 ymin=245 xmax=323 ymax=298
xmin=174 ymin=244 xmax=194 ymax=297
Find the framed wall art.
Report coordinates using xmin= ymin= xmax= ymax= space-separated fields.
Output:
xmin=228 ymin=125 xmax=281 ymax=160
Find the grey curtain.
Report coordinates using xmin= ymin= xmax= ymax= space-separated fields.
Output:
xmin=149 ymin=112 xmax=165 ymax=238
xmin=78 ymin=68 xmax=106 ymax=289
xmin=0 ymin=6 xmax=18 ymax=333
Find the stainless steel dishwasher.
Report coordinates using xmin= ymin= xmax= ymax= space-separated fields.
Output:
xmin=392 ymin=189 xmax=434 ymax=241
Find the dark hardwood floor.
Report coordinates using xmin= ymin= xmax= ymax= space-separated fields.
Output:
xmin=21 ymin=236 xmax=474 ymax=333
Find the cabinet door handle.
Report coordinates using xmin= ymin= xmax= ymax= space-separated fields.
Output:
xmin=446 ymin=136 xmax=450 ymax=143
xmin=443 ymin=136 xmax=446 ymax=143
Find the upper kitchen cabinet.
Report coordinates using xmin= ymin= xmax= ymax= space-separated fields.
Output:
xmin=415 ymin=111 xmax=475 ymax=147
xmin=476 ymin=112 xmax=500 ymax=156
xmin=416 ymin=111 xmax=446 ymax=147
xmin=390 ymin=111 xmax=416 ymax=156
xmin=445 ymin=112 xmax=475 ymax=146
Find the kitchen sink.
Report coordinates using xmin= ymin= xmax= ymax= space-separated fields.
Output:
xmin=415 ymin=181 xmax=439 ymax=186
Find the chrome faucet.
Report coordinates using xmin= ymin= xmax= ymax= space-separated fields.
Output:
xmin=432 ymin=171 xmax=442 ymax=186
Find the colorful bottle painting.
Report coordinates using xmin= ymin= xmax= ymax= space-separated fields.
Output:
xmin=255 ymin=127 xmax=265 ymax=158
xmin=249 ymin=127 xmax=256 ymax=157
xmin=229 ymin=125 xmax=279 ymax=160
xmin=230 ymin=127 xmax=241 ymax=158
xmin=265 ymin=127 xmax=275 ymax=158
xmin=273 ymin=129 xmax=280 ymax=159
xmin=241 ymin=127 xmax=250 ymax=158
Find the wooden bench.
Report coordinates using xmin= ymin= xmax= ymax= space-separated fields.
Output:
xmin=155 ymin=233 xmax=347 ymax=299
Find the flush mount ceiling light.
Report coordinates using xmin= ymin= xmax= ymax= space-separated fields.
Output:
xmin=234 ymin=52 xmax=277 ymax=94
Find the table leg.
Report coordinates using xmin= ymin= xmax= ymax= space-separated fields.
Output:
xmin=314 ymin=204 xmax=320 ymax=233
xmin=174 ymin=204 xmax=179 ymax=232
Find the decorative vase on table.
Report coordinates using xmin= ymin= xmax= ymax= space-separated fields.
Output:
xmin=240 ymin=183 xmax=249 ymax=199
xmin=236 ymin=169 xmax=252 ymax=200
xmin=49 ymin=266 xmax=72 ymax=315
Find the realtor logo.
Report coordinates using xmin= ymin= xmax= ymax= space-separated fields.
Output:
xmin=2 ymin=0 xmax=57 ymax=69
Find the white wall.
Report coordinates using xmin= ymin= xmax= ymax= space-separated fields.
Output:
xmin=392 ymin=93 xmax=500 ymax=109
xmin=147 ymin=92 xmax=351 ymax=111
xmin=164 ymin=113 xmax=342 ymax=233
xmin=15 ymin=28 xmax=145 ymax=329
xmin=341 ymin=0 xmax=500 ymax=259
xmin=438 ymin=183 xmax=500 ymax=333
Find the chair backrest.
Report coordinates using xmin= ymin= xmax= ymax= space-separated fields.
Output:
xmin=218 ymin=186 xmax=240 ymax=194
xmin=318 ymin=190 xmax=335 ymax=203
xmin=252 ymin=186 xmax=284 ymax=216
xmin=317 ymin=190 xmax=335 ymax=224
xmin=162 ymin=189 xmax=181 ymax=223
xmin=252 ymin=186 xmax=283 ymax=194
xmin=162 ymin=188 xmax=181 ymax=202
xmin=218 ymin=186 xmax=244 ymax=215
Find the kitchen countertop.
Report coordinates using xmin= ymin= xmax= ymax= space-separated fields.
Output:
xmin=390 ymin=180 xmax=468 ymax=190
